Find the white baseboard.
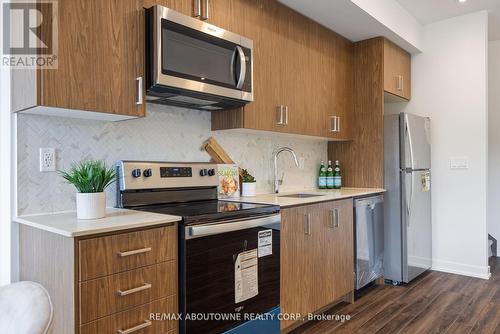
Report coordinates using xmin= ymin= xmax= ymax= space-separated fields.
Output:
xmin=432 ymin=258 xmax=491 ymax=280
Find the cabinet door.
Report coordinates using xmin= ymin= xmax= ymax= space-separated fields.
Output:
xmin=383 ymin=39 xmax=411 ymax=100
xmin=280 ymin=205 xmax=317 ymax=330
xmin=143 ymin=0 xmax=192 ymax=16
xmin=38 ymin=0 xmax=144 ymax=117
xmin=239 ymin=0 xmax=285 ymax=132
xmin=323 ymin=199 xmax=354 ymax=300
xmin=325 ymin=36 xmax=353 ymax=140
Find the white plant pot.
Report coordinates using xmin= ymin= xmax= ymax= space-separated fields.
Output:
xmin=76 ymin=192 xmax=106 ymax=220
xmin=241 ymin=182 xmax=257 ymax=197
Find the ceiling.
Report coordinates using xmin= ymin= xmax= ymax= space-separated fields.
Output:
xmin=278 ymin=0 xmax=422 ymax=53
xmin=397 ymin=0 xmax=500 ymax=40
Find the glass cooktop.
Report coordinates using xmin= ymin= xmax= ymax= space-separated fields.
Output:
xmin=134 ymin=200 xmax=279 ymax=225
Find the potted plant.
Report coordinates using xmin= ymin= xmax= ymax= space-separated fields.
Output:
xmin=240 ymin=168 xmax=257 ymax=197
xmin=60 ymin=160 xmax=116 ymax=220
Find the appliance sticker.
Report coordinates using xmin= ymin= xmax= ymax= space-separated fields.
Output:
xmin=234 ymin=249 xmax=258 ymax=303
xmin=421 ymin=171 xmax=431 ymax=192
xmin=258 ymin=230 xmax=273 ymax=258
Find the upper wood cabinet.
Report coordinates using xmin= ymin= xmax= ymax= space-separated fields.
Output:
xmin=383 ymin=39 xmax=411 ymax=101
xmin=211 ymin=0 xmax=353 ymax=140
xmin=29 ymin=0 xmax=145 ymax=119
xmin=281 ymin=199 xmax=354 ymax=331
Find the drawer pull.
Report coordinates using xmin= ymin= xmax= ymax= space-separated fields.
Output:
xmin=117 ymin=320 xmax=152 ymax=334
xmin=117 ymin=283 xmax=152 ymax=297
xmin=117 ymin=247 xmax=152 ymax=257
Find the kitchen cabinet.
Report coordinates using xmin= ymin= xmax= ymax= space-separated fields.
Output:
xmin=211 ymin=0 xmax=353 ymax=140
xmin=15 ymin=0 xmax=146 ymax=119
xmin=329 ymin=37 xmax=408 ymax=188
xmin=19 ymin=223 xmax=178 ymax=334
xmin=281 ymin=199 xmax=354 ymax=331
xmin=383 ymin=39 xmax=411 ymax=101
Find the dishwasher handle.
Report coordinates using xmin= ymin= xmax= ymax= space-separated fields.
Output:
xmin=354 ymin=195 xmax=384 ymax=208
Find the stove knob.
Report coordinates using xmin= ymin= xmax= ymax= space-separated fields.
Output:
xmin=208 ymin=168 xmax=216 ymax=176
xmin=200 ymin=169 xmax=208 ymax=177
xmin=143 ymin=168 xmax=152 ymax=178
xmin=131 ymin=169 xmax=141 ymax=178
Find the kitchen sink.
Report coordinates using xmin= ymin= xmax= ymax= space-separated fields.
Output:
xmin=278 ymin=193 xmax=325 ymax=198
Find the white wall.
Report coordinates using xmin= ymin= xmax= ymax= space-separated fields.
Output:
xmin=400 ymin=11 xmax=490 ymax=278
xmin=489 ymin=40 xmax=500 ymax=255
xmin=0 ymin=1 xmax=12 ymax=285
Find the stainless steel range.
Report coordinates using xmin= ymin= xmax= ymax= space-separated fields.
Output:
xmin=116 ymin=161 xmax=280 ymax=334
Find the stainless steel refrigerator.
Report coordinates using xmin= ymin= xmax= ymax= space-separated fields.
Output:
xmin=384 ymin=113 xmax=432 ymax=284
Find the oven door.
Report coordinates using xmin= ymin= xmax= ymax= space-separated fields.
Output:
xmin=180 ymin=214 xmax=280 ymax=334
xmin=149 ymin=6 xmax=253 ymax=103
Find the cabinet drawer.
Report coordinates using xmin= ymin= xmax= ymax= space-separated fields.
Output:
xmin=80 ymin=295 xmax=177 ymax=334
xmin=79 ymin=225 xmax=177 ymax=281
xmin=80 ymin=261 xmax=177 ymax=324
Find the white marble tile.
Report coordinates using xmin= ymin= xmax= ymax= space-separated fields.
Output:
xmin=17 ymin=104 xmax=328 ymax=215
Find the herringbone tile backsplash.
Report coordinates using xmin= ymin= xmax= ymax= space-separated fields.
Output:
xmin=17 ymin=104 xmax=328 ymax=215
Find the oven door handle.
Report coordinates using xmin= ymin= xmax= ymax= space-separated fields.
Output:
xmin=186 ymin=214 xmax=280 ymax=239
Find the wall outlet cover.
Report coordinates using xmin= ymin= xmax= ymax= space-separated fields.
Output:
xmin=449 ymin=156 xmax=469 ymax=170
xmin=39 ymin=148 xmax=56 ymax=172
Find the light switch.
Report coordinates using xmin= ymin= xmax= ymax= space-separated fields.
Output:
xmin=450 ymin=157 xmax=468 ymax=170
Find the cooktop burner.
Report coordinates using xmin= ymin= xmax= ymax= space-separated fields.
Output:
xmin=134 ymin=200 xmax=279 ymax=225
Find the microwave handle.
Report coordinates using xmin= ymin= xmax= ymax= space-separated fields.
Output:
xmin=235 ymin=46 xmax=246 ymax=89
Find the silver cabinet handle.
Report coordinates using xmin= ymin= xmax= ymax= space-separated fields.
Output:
xmin=334 ymin=208 xmax=340 ymax=228
xmin=117 ymin=320 xmax=152 ymax=334
xmin=235 ymin=46 xmax=246 ymax=89
xmin=201 ymin=0 xmax=209 ymax=20
xmin=277 ymin=106 xmax=285 ymax=125
xmin=330 ymin=116 xmax=336 ymax=132
xmin=193 ymin=0 xmax=201 ymax=17
xmin=329 ymin=209 xmax=335 ymax=228
xmin=136 ymin=77 xmax=143 ymax=105
xmin=329 ymin=208 xmax=340 ymax=228
xmin=330 ymin=116 xmax=340 ymax=132
xmin=117 ymin=247 xmax=151 ymax=257
xmin=304 ymin=213 xmax=311 ymax=235
xmin=397 ymin=75 xmax=403 ymax=91
xmin=117 ymin=283 xmax=152 ymax=297
xmin=284 ymin=106 xmax=289 ymax=125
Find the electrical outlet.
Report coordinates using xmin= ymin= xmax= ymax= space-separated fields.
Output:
xmin=39 ymin=148 xmax=56 ymax=172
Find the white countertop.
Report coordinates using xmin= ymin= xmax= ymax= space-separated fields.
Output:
xmin=228 ymin=188 xmax=385 ymax=207
xmin=13 ymin=208 xmax=182 ymax=238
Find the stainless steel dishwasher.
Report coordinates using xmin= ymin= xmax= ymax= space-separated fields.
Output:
xmin=355 ymin=195 xmax=384 ymax=290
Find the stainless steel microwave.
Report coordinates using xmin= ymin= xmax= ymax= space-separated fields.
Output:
xmin=145 ymin=6 xmax=253 ymax=111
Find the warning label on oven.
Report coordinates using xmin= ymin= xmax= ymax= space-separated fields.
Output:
xmin=258 ymin=230 xmax=273 ymax=258
xmin=235 ymin=249 xmax=258 ymax=303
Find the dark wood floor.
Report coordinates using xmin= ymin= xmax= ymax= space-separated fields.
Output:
xmin=292 ymin=257 xmax=500 ymax=334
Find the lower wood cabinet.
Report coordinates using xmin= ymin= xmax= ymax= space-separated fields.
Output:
xmin=280 ymin=199 xmax=354 ymax=331
xmin=19 ymin=223 xmax=178 ymax=334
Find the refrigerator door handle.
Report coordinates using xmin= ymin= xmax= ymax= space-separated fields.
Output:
xmin=406 ymin=172 xmax=414 ymax=226
xmin=405 ymin=114 xmax=415 ymax=170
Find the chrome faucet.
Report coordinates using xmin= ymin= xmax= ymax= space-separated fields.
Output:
xmin=273 ymin=147 xmax=299 ymax=193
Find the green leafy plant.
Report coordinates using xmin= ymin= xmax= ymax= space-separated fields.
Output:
xmin=60 ymin=160 xmax=116 ymax=193
xmin=240 ymin=168 xmax=256 ymax=183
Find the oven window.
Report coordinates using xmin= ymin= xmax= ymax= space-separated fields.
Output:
xmin=161 ymin=20 xmax=239 ymax=89
xmin=182 ymin=226 xmax=280 ymax=334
